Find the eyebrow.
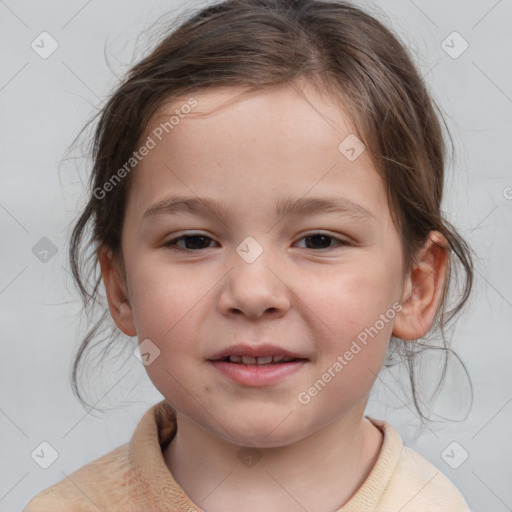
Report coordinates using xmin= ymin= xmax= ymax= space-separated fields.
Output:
xmin=143 ymin=195 xmax=376 ymax=223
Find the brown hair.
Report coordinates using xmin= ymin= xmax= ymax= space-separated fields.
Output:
xmin=68 ymin=0 xmax=474 ymax=422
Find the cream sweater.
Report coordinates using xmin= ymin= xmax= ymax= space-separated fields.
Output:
xmin=23 ymin=400 xmax=470 ymax=511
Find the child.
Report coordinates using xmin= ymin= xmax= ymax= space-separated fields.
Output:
xmin=24 ymin=0 xmax=475 ymax=510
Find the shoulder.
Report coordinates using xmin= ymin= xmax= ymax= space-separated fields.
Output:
xmin=380 ymin=442 xmax=470 ymax=511
xmin=22 ymin=443 xmax=132 ymax=512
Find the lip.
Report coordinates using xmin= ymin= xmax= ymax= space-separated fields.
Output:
xmin=208 ymin=359 xmax=308 ymax=387
xmin=208 ymin=343 xmax=308 ymax=361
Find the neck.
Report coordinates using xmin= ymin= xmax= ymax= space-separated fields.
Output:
xmin=163 ymin=406 xmax=383 ymax=512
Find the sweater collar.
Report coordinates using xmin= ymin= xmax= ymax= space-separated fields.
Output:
xmin=128 ymin=399 xmax=403 ymax=511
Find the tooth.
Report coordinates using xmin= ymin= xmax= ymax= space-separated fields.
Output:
xmin=225 ymin=355 xmax=298 ymax=365
xmin=256 ymin=356 xmax=273 ymax=364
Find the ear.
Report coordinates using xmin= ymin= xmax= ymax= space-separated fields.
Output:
xmin=98 ymin=247 xmax=137 ymax=337
xmin=392 ymin=231 xmax=449 ymax=340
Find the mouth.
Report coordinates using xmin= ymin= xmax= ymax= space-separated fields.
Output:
xmin=207 ymin=343 xmax=309 ymax=364
xmin=207 ymin=344 xmax=309 ymax=386
xmin=210 ymin=355 xmax=307 ymax=366
xmin=208 ymin=357 xmax=308 ymax=387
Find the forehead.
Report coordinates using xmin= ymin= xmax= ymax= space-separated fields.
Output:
xmin=129 ymin=84 xmax=388 ymax=224
xmin=147 ymin=84 xmax=359 ymax=151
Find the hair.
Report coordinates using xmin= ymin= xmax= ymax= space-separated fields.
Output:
xmin=68 ymin=0 xmax=475 ymax=423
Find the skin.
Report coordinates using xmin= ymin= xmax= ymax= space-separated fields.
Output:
xmin=99 ymin=82 xmax=448 ymax=512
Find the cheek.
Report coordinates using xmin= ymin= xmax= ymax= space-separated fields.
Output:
xmin=127 ymin=261 xmax=207 ymax=345
xmin=127 ymin=266 xmax=208 ymax=405
xmin=304 ymin=260 xmax=400 ymax=332
xmin=300 ymin=260 xmax=399 ymax=376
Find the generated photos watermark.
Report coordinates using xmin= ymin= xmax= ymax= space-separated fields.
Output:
xmin=297 ymin=301 xmax=403 ymax=405
xmin=94 ymin=97 xmax=198 ymax=200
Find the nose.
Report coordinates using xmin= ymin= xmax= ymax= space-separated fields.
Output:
xmin=216 ymin=253 xmax=292 ymax=320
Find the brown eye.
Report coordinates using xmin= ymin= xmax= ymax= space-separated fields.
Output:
xmin=165 ymin=234 xmax=216 ymax=252
xmin=297 ymin=232 xmax=348 ymax=250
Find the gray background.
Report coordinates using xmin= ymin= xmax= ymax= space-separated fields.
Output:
xmin=1 ymin=1 xmax=511 ymax=511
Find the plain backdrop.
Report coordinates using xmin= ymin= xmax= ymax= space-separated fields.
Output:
xmin=1 ymin=1 xmax=511 ymax=511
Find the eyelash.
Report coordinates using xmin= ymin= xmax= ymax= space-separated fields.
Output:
xmin=164 ymin=232 xmax=349 ymax=253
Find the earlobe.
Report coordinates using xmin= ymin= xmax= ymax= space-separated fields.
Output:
xmin=392 ymin=231 xmax=449 ymax=341
xmin=98 ymin=247 xmax=137 ymax=337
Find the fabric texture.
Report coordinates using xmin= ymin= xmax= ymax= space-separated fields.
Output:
xmin=23 ymin=400 xmax=470 ymax=512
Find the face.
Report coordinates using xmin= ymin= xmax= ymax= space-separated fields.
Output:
xmin=105 ymin=83 xmax=410 ymax=447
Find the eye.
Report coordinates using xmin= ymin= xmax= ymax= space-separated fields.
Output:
xmin=164 ymin=234 xmax=217 ymax=252
xmin=296 ymin=232 xmax=348 ymax=251
xmin=164 ymin=231 xmax=348 ymax=253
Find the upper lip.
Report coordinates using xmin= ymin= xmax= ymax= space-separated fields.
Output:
xmin=208 ymin=344 xmax=309 ymax=361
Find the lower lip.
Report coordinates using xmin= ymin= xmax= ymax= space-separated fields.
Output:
xmin=208 ymin=360 xmax=308 ymax=386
